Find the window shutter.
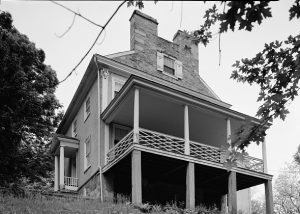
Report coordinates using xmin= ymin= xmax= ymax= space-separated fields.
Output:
xmin=157 ymin=52 xmax=164 ymax=71
xmin=175 ymin=60 xmax=183 ymax=79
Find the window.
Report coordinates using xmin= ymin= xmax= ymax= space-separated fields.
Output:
xmin=84 ymin=97 xmax=90 ymax=121
xmin=84 ymin=136 xmax=91 ymax=171
xmin=113 ymin=124 xmax=131 ymax=145
xmin=157 ymin=52 xmax=183 ymax=79
xmin=72 ymin=119 xmax=77 ymax=137
xmin=163 ymin=56 xmax=175 ymax=75
xmin=112 ymin=75 xmax=126 ymax=99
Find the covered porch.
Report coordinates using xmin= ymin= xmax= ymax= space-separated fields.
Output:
xmin=51 ymin=135 xmax=79 ymax=191
xmin=101 ymin=75 xmax=274 ymax=213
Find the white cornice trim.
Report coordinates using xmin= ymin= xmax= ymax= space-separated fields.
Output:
xmin=95 ymin=54 xmax=232 ymax=109
xmin=105 ymin=50 xmax=135 ymax=59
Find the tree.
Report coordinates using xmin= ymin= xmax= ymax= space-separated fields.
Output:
xmin=273 ymin=162 xmax=300 ymax=214
xmin=129 ymin=1 xmax=300 ymax=151
xmin=251 ymin=199 xmax=265 ymax=214
xmin=0 ymin=11 xmax=62 ymax=187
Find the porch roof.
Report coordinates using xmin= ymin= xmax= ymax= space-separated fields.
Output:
xmin=50 ymin=134 xmax=79 ymax=156
xmin=101 ymin=74 xmax=263 ymax=126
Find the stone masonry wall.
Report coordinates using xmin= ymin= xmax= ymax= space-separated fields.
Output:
xmin=78 ymin=172 xmax=101 ymax=198
xmin=112 ymin=10 xmax=217 ymax=99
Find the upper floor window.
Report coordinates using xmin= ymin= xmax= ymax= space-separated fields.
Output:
xmin=163 ymin=56 xmax=175 ymax=75
xmin=84 ymin=135 xmax=91 ymax=171
xmin=112 ymin=75 xmax=126 ymax=98
xmin=84 ymin=97 xmax=90 ymax=121
xmin=72 ymin=119 xmax=77 ymax=137
xmin=157 ymin=52 xmax=183 ymax=79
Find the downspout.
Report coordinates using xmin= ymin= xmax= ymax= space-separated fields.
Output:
xmin=95 ymin=55 xmax=104 ymax=202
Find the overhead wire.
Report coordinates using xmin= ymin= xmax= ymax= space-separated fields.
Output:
xmin=51 ymin=0 xmax=103 ymax=28
xmin=56 ymin=1 xmax=126 ymax=85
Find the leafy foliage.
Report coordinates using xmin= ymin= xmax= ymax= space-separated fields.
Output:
xmin=273 ymin=162 xmax=300 ymax=214
xmin=190 ymin=1 xmax=300 ymax=150
xmin=0 ymin=11 xmax=63 ymax=186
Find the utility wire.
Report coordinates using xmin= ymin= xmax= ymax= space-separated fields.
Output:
xmin=51 ymin=1 xmax=103 ymax=28
xmin=57 ymin=1 xmax=126 ymax=85
xmin=55 ymin=12 xmax=77 ymax=38
xmin=179 ymin=1 xmax=183 ymax=29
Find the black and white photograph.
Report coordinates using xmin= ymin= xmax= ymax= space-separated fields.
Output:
xmin=0 ymin=1 xmax=300 ymax=213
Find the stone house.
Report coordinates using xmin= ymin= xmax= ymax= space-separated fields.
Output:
xmin=50 ymin=10 xmax=274 ymax=214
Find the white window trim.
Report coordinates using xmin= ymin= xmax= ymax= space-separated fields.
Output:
xmin=84 ymin=135 xmax=91 ymax=172
xmin=84 ymin=96 xmax=91 ymax=122
xmin=111 ymin=75 xmax=126 ymax=99
xmin=72 ymin=118 xmax=77 ymax=137
xmin=157 ymin=52 xmax=182 ymax=80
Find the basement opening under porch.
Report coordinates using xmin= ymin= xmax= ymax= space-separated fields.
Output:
xmin=102 ymin=151 xmax=268 ymax=211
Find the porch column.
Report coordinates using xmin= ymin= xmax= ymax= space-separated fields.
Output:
xmin=54 ymin=155 xmax=59 ymax=191
xmin=262 ymin=138 xmax=268 ymax=173
xmin=265 ymin=180 xmax=274 ymax=214
xmin=186 ymin=162 xmax=195 ymax=210
xmin=132 ymin=150 xmax=142 ymax=204
xmin=59 ymin=146 xmax=65 ymax=190
xmin=133 ymin=88 xmax=140 ymax=144
xmin=226 ymin=118 xmax=231 ymax=145
xmin=228 ymin=171 xmax=237 ymax=214
xmin=184 ymin=105 xmax=190 ymax=155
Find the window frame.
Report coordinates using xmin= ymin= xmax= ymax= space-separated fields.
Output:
xmin=84 ymin=135 xmax=91 ymax=172
xmin=72 ymin=118 xmax=77 ymax=137
xmin=157 ymin=52 xmax=182 ymax=79
xmin=111 ymin=75 xmax=126 ymax=99
xmin=84 ymin=96 xmax=91 ymax=122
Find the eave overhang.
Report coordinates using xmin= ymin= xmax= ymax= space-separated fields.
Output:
xmin=50 ymin=134 xmax=79 ymax=154
xmin=101 ymin=74 xmax=264 ymax=126
xmin=56 ymin=56 xmax=98 ymax=134
xmin=95 ymin=54 xmax=231 ymax=108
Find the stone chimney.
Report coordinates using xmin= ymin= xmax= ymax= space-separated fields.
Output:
xmin=129 ymin=10 xmax=158 ymax=51
xmin=173 ymin=30 xmax=199 ymax=73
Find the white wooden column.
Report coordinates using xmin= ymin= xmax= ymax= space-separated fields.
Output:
xmin=133 ymin=88 xmax=140 ymax=144
xmin=54 ymin=155 xmax=59 ymax=191
xmin=59 ymin=146 xmax=65 ymax=190
xmin=265 ymin=180 xmax=274 ymax=214
xmin=226 ymin=118 xmax=231 ymax=146
xmin=132 ymin=150 xmax=142 ymax=204
xmin=262 ymin=138 xmax=268 ymax=173
xmin=228 ymin=171 xmax=237 ymax=214
xmin=186 ymin=162 xmax=195 ymax=210
xmin=184 ymin=105 xmax=190 ymax=155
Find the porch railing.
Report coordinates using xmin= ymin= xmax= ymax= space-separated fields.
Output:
xmin=64 ymin=176 xmax=78 ymax=187
xmin=106 ymin=128 xmax=264 ymax=173
xmin=107 ymin=131 xmax=134 ymax=163
xmin=139 ymin=128 xmax=185 ymax=155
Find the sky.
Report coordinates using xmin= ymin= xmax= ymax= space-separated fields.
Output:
xmin=1 ymin=0 xmax=300 ymax=197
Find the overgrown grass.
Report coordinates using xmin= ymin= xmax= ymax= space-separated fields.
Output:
xmin=0 ymin=193 xmax=220 ymax=214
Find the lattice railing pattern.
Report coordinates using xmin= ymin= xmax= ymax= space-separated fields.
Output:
xmin=190 ymin=141 xmax=221 ymax=163
xmin=107 ymin=131 xmax=134 ymax=163
xmin=237 ymin=155 xmax=264 ymax=172
xmin=106 ymin=127 xmax=264 ymax=173
xmin=139 ymin=128 xmax=185 ymax=155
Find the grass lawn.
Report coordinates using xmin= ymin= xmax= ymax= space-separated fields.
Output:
xmin=0 ymin=194 xmax=140 ymax=214
xmin=0 ymin=193 xmax=220 ymax=214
